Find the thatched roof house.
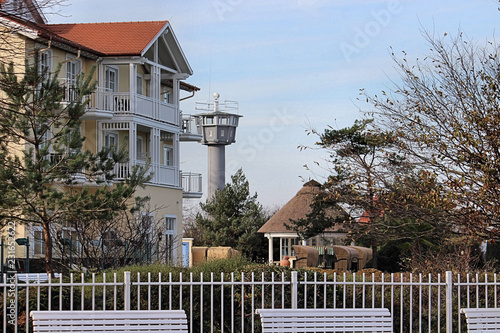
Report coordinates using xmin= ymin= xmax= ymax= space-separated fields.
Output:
xmin=258 ymin=180 xmax=348 ymax=264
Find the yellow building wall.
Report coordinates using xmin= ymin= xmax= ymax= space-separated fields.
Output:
xmin=134 ymin=185 xmax=184 ymax=264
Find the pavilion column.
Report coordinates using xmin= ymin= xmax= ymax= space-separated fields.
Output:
xmin=267 ymin=235 xmax=273 ymax=264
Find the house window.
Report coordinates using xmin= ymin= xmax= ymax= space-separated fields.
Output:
xmin=163 ymin=89 xmax=172 ymax=104
xmin=165 ymin=216 xmax=176 ymax=263
xmin=105 ymin=66 xmax=118 ymax=92
xmin=137 ymin=136 xmax=149 ymax=160
xmin=32 ymin=227 xmax=45 ymax=256
xmin=66 ymin=54 xmax=81 ymax=102
xmin=136 ymin=74 xmax=143 ymax=95
xmin=39 ymin=49 xmax=52 ymax=78
xmin=58 ymin=227 xmax=81 ymax=256
xmin=141 ymin=213 xmax=154 ymax=242
xmin=141 ymin=213 xmax=155 ymax=263
xmin=163 ymin=145 xmax=173 ymax=166
xmin=280 ymin=237 xmax=298 ymax=258
xmin=104 ymin=132 xmax=118 ymax=158
xmin=104 ymin=132 xmax=118 ymax=149
xmin=66 ymin=55 xmax=81 ymax=84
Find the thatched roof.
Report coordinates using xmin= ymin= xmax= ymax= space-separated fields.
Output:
xmin=258 ymin=180 xmax=345 ymax=234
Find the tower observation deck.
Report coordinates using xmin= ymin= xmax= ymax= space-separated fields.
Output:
xmin=195 ymin=93 xmax=242 ymax=199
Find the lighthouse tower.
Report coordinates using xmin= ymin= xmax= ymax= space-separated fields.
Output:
xmin=195 ymin=93 xmax=242 ymax=199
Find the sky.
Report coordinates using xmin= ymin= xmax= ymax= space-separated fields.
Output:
xmin=48 ymin=0 xmax=500 ymax=209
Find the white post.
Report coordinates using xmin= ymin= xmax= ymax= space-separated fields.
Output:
xmin=291 ymin=271 xmax=298 ymax=309
xmin=124 ymin=271 xmax=131 ymax=310
xmin=267 ymin=235 xmax=273 ymax=264
xmin=445 ymin=271 xmax=453 ymax=333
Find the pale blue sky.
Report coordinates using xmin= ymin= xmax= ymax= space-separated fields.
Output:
xmin=49 ymin=0 xmax=500 ymax=208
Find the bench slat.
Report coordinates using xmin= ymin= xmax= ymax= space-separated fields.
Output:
xmin=31 ymin=310 xmax=188 ymax=333
xmin=461 ymin=308 xmax=500 ymax=332
xmin=256 ymin=308 xmax=392 ymax=333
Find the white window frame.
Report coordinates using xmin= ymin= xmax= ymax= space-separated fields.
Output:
xmin=136 ymin=74 xmax=143 ymax=95
xmin=104 ymin=131 xmax=118 ymax=149
xmin=163 ymin=144 xmax=174 ymax=166
xmin=66 ymin=54 xmax=82 ymax=85
xmin=31 ymin=225 xmax=46 ymax=256
xmin=141 ymin=212 xmax=155 ymax=243
xmin=280 ymin=237 xmax=298 ymax=258
xmin=163 ymin=89 xmax=172 ymax=104
xmin=165 ymin=215 xmax=177 ymax=263
xmin=39 ymin=49 xmax=52 ymax=77
xmin=105 ymin=66 xmax=119 ymax=92
xmin=58 ymin=226 xmax=82 ymax=257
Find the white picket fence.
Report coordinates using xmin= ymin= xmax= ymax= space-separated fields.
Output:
xmin=1 ymin=270 xmax=499 ymax=333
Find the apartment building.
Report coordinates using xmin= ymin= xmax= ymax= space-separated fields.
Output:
xmin=0 ymin=0 xmax=202 ymax=269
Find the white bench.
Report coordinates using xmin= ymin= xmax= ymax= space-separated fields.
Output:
xmin=17 ymin=273 xmax=61 ymax=282
xmin=461 ymin=308 xmax=500 ymax=332
xmin=256 ymin=308 xmax=393 ymax=332
xmin=31 ymin=310 xmax=188 ymax=333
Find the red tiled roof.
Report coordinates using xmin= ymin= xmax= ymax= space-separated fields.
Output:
xmin=41 ymin=21 xmax=169 ymax=56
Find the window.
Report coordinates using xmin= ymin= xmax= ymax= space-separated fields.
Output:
xmin=58 ymin=227 xmax=81 ymax=256
xmin=32 ymin=227 xmax=45 ymax=256
xmin=39 ymin=49 xmax=52 ymax=78
xmin=136 ymin=74 xmax=143 ymax=95
xmin=105 ymin=67 xmax=118 ymax=92
xmin=163 ymin=89 xmax=172 ymax=104
xmin=66 ymin=55 xmax=81 ymax=84
xmin=104 ymin=132 xmax=118 ymax=158
xmin=281 ymin=237 xmax=298 ymax=257
xmin=141 ymin=213 xmax=154 ymax=242
xmin=163 ymin=145 xmax=173 ymax=166
xmin=165 ymin=216 xmax=176 ymax=263
xmin=40 ymin=124 xmax=52 ymax=150
xmin=137 ymin=136 xmax=149 ymax=161
xmin=66 ymin=55 xmax=81 ymax=102
xmin=104 ymin=132 xmax=118 ymax=149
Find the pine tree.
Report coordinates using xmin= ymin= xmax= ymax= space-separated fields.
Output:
xmin=0 ymin=54 xmax=149 ymax=275
xmin=195 ymin=169 xmax=267 ymax=261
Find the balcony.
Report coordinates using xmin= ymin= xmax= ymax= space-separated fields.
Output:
xmin=59 ymin=80 xmax=179 ymax=125
xmin=182 ymin=172 xmax=203 ymax=198
xmin=113 ymin=161 xmax=180 ymax=188
xmin=180 ymin=114 xmax=202 ymax=142
xmin=60 ymin=81 xmax=114 ymax=120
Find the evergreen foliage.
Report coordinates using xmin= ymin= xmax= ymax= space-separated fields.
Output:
xmin=0 ymin=54 xmax=150 ymax=274
xmin=194 ymin=169 xmax=267 ymax=261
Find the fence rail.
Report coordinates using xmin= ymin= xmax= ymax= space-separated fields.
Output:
xmin=2 ymin=270 xmax=500 ymax=333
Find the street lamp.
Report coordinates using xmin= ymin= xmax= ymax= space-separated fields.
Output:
xmin=15 ymin=237 xmax=29 ymax=273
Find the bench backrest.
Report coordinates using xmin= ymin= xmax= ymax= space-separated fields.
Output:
xmin=461 ymin=308 xmax=500 ymax=332
xmin=256 ymin=308 xmax=392 ymax=333
xmin=30 ymin=310 xmax=188 ymax=333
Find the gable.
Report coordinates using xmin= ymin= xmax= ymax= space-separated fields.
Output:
xmin=42 ymin=20 xmax=192 ymax=75
xmin=0 ymin=0 xmax=46 ymax=24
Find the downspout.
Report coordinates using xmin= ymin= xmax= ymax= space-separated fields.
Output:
xmin=38 ymin=39 xmax=51 ymax=53
xmin=61 ymin=49 xmax=81 ymax=64
xmin=180 ymin=90 xmax=196 ymax=101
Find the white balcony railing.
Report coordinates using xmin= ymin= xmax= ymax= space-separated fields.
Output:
xmin=158 ymin=165 xmax=179 ymax=186
xmin=57 ymin=79 xmax=179 ymax=124
xmin=181 ymin=172 xmax=202 ymax=198
xmin=180 ymin=114 xmax=202 ymax=142
xmin=114 ymin=161 xmax=179 ymax=187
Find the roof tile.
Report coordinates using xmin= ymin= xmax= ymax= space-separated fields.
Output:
xmin=41 ymin=21 xmax=168 ymax=56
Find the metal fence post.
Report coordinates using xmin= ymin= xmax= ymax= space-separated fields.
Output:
xmin=124 ymin=271 xmax=131 ymax=310
xmin=291 ymin=271 xmax=298 ymax=309
xmin=445 ymin=271 xmax=453 ymax=333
